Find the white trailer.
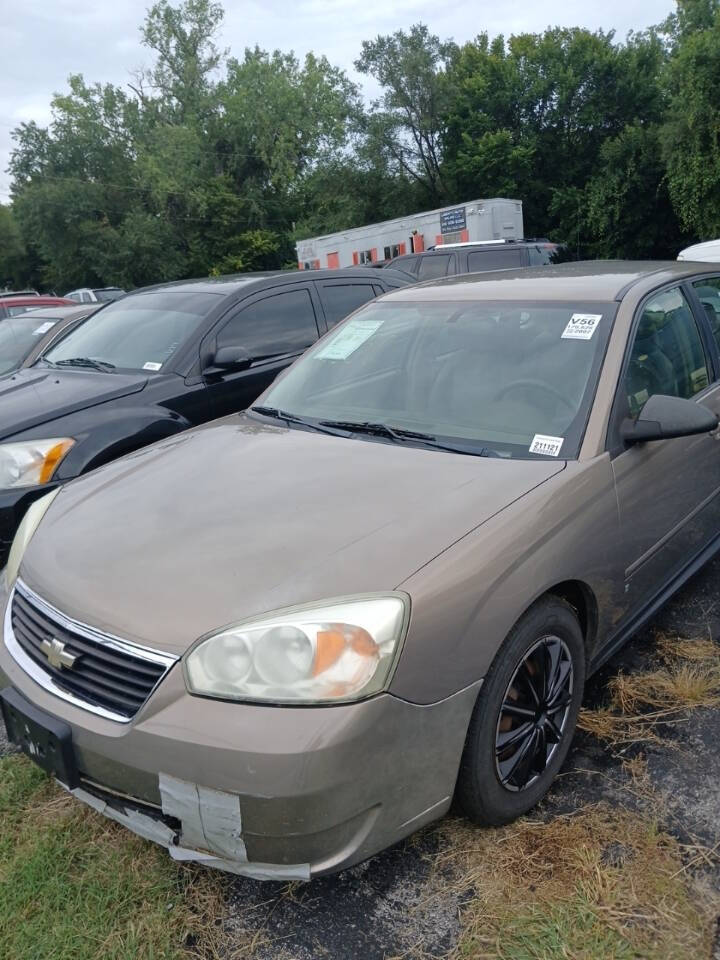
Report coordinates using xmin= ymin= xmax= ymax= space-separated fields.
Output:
xmin=296 ymin=197 xmax=524 ymax=270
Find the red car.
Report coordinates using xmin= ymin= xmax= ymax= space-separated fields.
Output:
xmin=0 ymin=295 xmax=74 ymax=319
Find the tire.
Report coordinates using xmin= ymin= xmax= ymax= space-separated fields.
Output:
xmin=456 ymin=596 xmax=585 ymax=826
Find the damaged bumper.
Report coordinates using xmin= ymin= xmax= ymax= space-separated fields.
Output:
xmin=61 ymin=775 xmax=312 ymax=881
xmin=0 ymin=624 xmax=481 ymax=877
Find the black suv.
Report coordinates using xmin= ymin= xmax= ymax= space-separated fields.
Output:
xmin=386 ymin=240 xmax=561 ymax=282
xmin=0 ymin=268 xmax=410 ymax=560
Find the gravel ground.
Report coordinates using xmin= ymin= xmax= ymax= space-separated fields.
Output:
xmin=2 ymin=557 xmax=719 ymax=957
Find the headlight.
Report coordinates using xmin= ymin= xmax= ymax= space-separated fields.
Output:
xmin=5 ymin=488 xmax=60 ymax=587
xmin=184 ymin=594 xmax=409 ymax=704
xmin=0 ymin=438 xmax=75 ymax=489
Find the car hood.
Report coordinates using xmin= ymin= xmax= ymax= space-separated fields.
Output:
xmin=0 ymin=367 xmax=148 ymax=440
xmin=20 ymin=414 xmax=565 ymax=656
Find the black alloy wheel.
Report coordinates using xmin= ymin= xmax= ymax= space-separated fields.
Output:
xmin=456 ymin=596 xmax=585 ymax=826
xmin=495 ymin=636 xmax=574 ymax=792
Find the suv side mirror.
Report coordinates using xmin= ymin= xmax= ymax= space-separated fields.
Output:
xmin=621 ymin=394 xmax=718 ymax=443
xmin=205 ymin=345 xmax=252 ymax=373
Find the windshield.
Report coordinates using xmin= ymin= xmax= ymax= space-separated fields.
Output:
xmin=261 ymin=299 xmax=615 ymax=459
xmin=0 ymin=315 xmax=60 ymax=374
xmin=44 ymin=290 xmax=222 ymax=372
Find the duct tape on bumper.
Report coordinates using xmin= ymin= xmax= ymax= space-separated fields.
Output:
xmin=60 ymin=773 xmax=311 ymax=882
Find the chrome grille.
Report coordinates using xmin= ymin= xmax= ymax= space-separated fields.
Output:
xmin=6 ymin=581 xmax=177 ymax=722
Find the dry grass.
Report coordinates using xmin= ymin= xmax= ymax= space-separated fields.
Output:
xmin=439 ymin=631 xmax=720 ymax=959
xmin=578 ymin=630 xmax=720 ymax=746
xmin=436 ymin=804 xmax=719 ymax=960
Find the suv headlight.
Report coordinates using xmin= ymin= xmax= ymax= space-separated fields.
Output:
xmin=0 ymin=438 xmax=75 ymax=489
xmin=184 ymin=594 xmax=409 ymax=704
xmin=5 ymin=488 xmax=60 ymax=588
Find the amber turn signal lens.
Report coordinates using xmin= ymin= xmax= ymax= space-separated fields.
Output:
xmin=38 ymin=439 xmax=75 ymax=484
xmin=312 ymin=625 xmax=378 ymax=676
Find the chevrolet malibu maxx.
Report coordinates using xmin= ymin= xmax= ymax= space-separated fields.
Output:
xmin=2 ymin=262 xmax=720 ymax=880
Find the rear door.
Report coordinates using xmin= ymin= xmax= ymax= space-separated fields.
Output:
xmin=610 ymin=282 xmax=720 ymax=615
xmin=204 ymin=284 xmax=322 ymax=418
xmin=315 ymin=279 xmax=379 ymax=331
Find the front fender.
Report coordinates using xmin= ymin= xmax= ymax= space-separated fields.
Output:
xmin=50 ymin=405 xmax=194 ymax=479
xmin=390 ymin=455 xmax=622 ymax=705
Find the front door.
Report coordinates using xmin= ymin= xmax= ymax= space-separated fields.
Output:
xmin=611 ymin=283 xmax=720 ymax=615
xmin=204 ymin=285 xmax=322 ymax=419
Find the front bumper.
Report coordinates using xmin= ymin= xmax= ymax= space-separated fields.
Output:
xmin=0 ymin=580 xmax=481 ymax=878
xmin=0 ymin=484 xmax=58 ymax=566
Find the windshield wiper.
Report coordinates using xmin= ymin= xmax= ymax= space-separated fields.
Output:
xmin=249 ymin=406 xmax=349 ymax=436
xmin=317 ymin=420 xmax=500 ymax=457
xmin=53 ymin=357 xmax=116 ymax=372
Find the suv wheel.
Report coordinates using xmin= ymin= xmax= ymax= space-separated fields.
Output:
xmin=456 ymin=597 xmax=585 ymax=826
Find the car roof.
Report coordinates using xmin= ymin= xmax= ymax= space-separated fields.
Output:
xmin=425 ymin=239 xmax=554 ymax=251
xmin=0 ymin=295 xmax=71 ymax=305
xmin=132 ymin=268 xmax=407 ymax=297
xmin=13 ymin=304 xmax=99 ymax=320
xmin=382 ymin=260 xmax=720 ymax=303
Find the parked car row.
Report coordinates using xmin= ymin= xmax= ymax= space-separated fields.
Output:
xmin=0 ymin=292 xmax=74 ymax=318
xmin=2 ymin=258 xmax=720 ymax=882
xmin=64 ymin=287 xmax=126 ymax=303
xmin=0 ymin=304 xmax=99 ymax=377
xmin=0 ymin=268 xmax=409 ymax=561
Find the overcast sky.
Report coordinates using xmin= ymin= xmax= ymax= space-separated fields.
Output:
xmin=0 ymin=0 xmax=676 ymax=199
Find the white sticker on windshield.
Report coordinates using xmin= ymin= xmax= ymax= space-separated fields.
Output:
xmin=314 ymin=319 xmax=384 ymax=360
xmin=143 ymin=361 xmax=162 ymax=371
xmin=529 ymin=434 xmax=564 ymax=457
xmin=32 ymin=321 xmax=56 ymax=335
xmin=561 ymin=313 xmax=602 ymax=340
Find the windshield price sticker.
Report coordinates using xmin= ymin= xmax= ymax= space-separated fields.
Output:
xmin=314 ymin=319 xmax=384 ymax=361
xmin=529 ymin=434 xmax=564 ymax=457
xmin=143 ymin=361 xmax=162 ymax=371
xmin=32 ymin=322 xmax=56 ymax=336
xmin=561 ymin=313 xmax=602 ymax=340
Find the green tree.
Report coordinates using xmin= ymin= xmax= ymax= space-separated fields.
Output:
xmin=355 ymin=25 xmax=458 ymax=203
xmin=585 ymin=124 xmax=685 ymax=258
xmin=0 ymin=206 xmax=30 ymax=289
xmin=443 ymin=27 xmax=667 ymax=242
xmin=662 ymin=0 xmax=720 ymax=237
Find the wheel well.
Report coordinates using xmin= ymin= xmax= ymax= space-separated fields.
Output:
xmin=545 ymin=580 xmax=598 ymax=655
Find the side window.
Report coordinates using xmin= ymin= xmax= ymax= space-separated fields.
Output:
xmin=625 ymin=286 xmax=709 ymax=418
xmin=417 ymin=254 xmax=452 ymax=281
xmin=527 ymin=245 xmax=553 ymax=266
xmin=692 ymin=278 xmax=720 ymax=353
xmin=391 ymin=255 xmax=419 ymax=273
xmin=217 ymin=288 xmax=319 ymax=359
xmin=467 ymin=248 xmax=524 ymax=271
xmin=319 ymin=283 xmax=376 ymax=329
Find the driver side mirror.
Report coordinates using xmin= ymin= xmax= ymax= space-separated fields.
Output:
xmin=621 ymin=393 xmax=718 ymax=443
xmin=204 ymin=345 xmax=252 ymax=374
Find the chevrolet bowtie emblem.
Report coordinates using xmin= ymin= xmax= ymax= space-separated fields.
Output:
xmin=40 ymin=637 xmax=78 ymax=670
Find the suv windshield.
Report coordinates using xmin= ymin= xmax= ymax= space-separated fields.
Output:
xmin=44 ymin=290 xmax=222 ymax=372
xmin=261 ymin=300 xmax=614 ymax=459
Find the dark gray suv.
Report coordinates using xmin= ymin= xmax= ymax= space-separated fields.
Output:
xmin=386 ymin=239 xmax=561 ymax=281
